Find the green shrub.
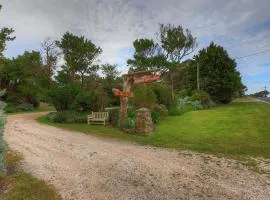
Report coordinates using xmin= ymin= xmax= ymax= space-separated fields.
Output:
xmin=152 ymin=104 xmax=168 ymax=118
xmin=151 ymin=111 xmax=160 ymax=124
xmin=54 ymin=112 xmax=68 ymax=123
xmin=128 ymin=108 xmax=136 ymax=118
xmin=68 ymin=112 xmax=87 ymax=123
xmin=178 ymin=104 xmax=195 ymax=114
xmin=17 ymin=103 xmax=34 ymax=111
xmin=176 ymin=89 xmax=190 ymax=99
xmin=44 ymin=111 xmax=88 ymax=124
xmin=191 ymin=91 xmax=212 ymax=108
xmin=151 ymin=83 xmax=172 ymax=107
xmin=5 ymin=103 xmax=34 ymax=113
xmin=168 ymin=105 xmax=182 ymax=116
xmin=121 ymin=117 xmax=135 ymax=129
xmin=133 ymin=85 xmax=156 ymax=109
xmin=48 ymin=84 xmax=80 ymax=111
xmin=72 ymin=92 xmax=94 ymax=111
xmin=4 ymin=104 xmax=20 ymax=113
xmin=43 ymin=112 xmax=57 ymax=123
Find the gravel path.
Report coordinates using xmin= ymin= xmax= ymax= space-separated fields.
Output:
xmin=5 ymin=113 xmax=270 ymax=200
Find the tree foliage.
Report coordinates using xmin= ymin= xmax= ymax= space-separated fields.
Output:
xmin=127 ymin=24 xmax=197 ymax=100
xmin=250 ymin=90 xmax=269 ymax=98
xmin=56 ymin=32 xmax=102 ymax=87
xmin=0 ymin=5 xmax=15 ymax=58
xmin=133 ymin=85 xmax=156 ymax=109
xmin=0 ymin=51 xmax=44 ymax=106
xmin=41 ymin=37 xmax=59 ymax=87
xmin=187 ymin=42 xmax=244 ymax=103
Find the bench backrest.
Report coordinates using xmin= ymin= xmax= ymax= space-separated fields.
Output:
xmin=92 ymin=112 xmax=109 ymax=119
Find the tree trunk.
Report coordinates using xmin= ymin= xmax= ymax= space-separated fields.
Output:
xmin=119 ymin=77 xmax=131 ymax=128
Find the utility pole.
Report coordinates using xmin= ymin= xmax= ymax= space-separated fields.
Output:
xmin=197 ymin=62 xmax=200 ymax=91
xmin=264 ymin=84 xmax=267 ymax=97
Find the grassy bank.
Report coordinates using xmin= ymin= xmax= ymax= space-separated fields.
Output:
xmin=0 ymin=151 xmax=61 ymax=200
xmin=38 ymin=102 xmax=270 ymax=158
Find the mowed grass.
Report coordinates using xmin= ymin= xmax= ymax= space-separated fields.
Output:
xmin=38 ymin=102 xmax=270 ymax=158
xmin=0 ymin=151 xmax=61 ymax=200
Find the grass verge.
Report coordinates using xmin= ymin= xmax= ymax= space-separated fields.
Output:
xmin=38 ymin=102 xmax=270 ymax=159
xmin=0 ymin=151 xmax=61 ymax=200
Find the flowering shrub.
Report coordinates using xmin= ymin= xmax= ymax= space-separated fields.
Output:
xmin=174 ymin=96 xmax=203 ymax=116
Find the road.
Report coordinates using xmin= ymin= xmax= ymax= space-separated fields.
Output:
xmin=258 ymin=97 xmax=270 ymax=103
xmin=4 ymin=113 xmax=270 ymax=200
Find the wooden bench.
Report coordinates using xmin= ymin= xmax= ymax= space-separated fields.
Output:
xmin=87 ymin=112 xmax=109 ymax=125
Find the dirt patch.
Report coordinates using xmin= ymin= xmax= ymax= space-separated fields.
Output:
xmin=4 ymin=113 xmax=270 ymax=200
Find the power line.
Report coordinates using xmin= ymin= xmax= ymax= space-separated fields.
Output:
xmin=235 ymin=49 xmax=270 ymax=60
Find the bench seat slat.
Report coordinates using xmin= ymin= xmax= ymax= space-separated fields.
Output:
xmin=87 ymin=112 xmax=109 ymax=125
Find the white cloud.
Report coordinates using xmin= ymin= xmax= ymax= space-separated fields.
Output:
xmin=1 ymin=0 xmax=270 ymax=92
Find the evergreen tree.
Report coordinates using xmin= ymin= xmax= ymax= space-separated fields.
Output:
xmin=187 ymin=42 xmax=244 ymax=103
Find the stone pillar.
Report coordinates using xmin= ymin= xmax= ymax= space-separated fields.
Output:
xmin=135 ymin=108 xmax=154 ymax=135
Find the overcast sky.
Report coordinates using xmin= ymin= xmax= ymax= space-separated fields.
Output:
xmin=1 ymin=0 xmax=270 ymax=93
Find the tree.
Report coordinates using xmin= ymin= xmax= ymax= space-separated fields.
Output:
xmin=127 ymin=24 xmax=197 ymax=100
xmin=101 ymin=64 xmax=119 ymax=82
xmin=0 ymin=5 xmax=15 ymax=58
xmin=48 ymin=84 xmax=80 ymax=111
xmin=41 ymin=37 xmax=59 ymax=86
xmin=127 ymin=39 xmax=166 ymax=72
xmin=187 ymin=42 xmax=244 ymax=103
xmin=0 ymin=51 xmax=44 ymax=105
xmin=158 ymin=24 xmax=197 ymax=99
xmin=56 ymin=32 xmax=102 ymax=88
xmin=251 ymin=90 xmax=269 ymax=98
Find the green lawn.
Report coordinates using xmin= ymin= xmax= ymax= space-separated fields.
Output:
xmin=38 ymin=102 xmax=270 ymax=158
xmin=0 ymin=151 xmax=61 ymax=200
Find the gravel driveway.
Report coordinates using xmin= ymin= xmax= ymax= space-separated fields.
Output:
xmin=5 ymin=113 xmax=270 ymax=200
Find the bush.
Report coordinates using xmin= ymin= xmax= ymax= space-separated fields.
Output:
xmin=151 ymin=111 xmax=160 ymax=124
xmin=46 ymin=111 xmax=88 ymax=124
xmin=121 ymin=117 xmax=135 ymax=129
xmin=151 ymin=83 xmax=172 ymax=107
xmin=72 ymin=92 xmax=94 ymax=111
xmin=54 ymin=112 xmax=68 ymax=123
xmin=0 ymin=90 xmax=7 ymax=177
xmin=43 ymin=112 xmax=56 ymax=123
xmin=4 ymin=104 xmax=21 ymax=113
xmin=191 ymin=91 xmax=212 ymax=108
xmin=176 ymin=89 xmax=190 ymax=99
xmin=48 ymin=84 xmax=80 ymax=111
xmin=17 ymin=103 xmax=34 ymax=111
xmin=168 ymin=105 xmax=182 ymax=116
xmin=133 ymin=85 xmax=156 ymax=109
xmin=168 ymin=96 xmax=205 ymax=116
xmin=4 ymin=103 xmax=34 ymax=113
xmin=152 ymin=104 xmax=168 ymax=118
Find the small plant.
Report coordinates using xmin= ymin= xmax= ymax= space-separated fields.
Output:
xmin=151 ymin=111 xmax=160 ymax=124
xmin=122 ymin=117 xmax=135 ymax=129
xmin=191 ymin=91 xmax=212 ymax=108
xmin=54 ymin=112 xmax=68 ymax=123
